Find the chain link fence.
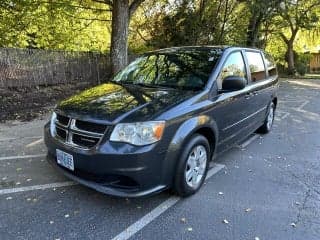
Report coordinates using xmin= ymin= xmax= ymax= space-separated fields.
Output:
xmin=0 ymin=48 xmax=111 ymax=88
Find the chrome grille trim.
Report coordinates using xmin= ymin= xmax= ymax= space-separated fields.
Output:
xmin=53 ymin=113 xmax=107 ymax=150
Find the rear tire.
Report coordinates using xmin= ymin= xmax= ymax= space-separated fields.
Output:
xmin=257 ymin=102 xmax=275 ymax=134
xmin=173 ymin=134 xmax=210 ymax=197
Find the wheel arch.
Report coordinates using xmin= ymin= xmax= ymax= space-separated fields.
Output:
xmin=161 ymin=115 xmax=219 ymax=188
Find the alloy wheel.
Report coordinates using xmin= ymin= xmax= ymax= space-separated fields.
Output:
xmin=185 ymin=145 xmax=208 ymax=189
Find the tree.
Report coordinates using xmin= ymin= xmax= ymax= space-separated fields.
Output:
xmin=130 ymin=0 xmax=241 ymax=49
xmin=98 ymin=0 xmax=146 ymax=75
xmin=276 ymin=0 xmax=320 ymax=74
xmin=0 ymin=0 xmax=112 ymax=51
xmin=239 ymin=0 xmax=281 ymax=48
xmin=0 ymin=0 xmax=146 ymax=75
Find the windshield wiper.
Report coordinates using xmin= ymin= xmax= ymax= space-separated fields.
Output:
xmin=112 ymin=81 xmax=202 ymax=91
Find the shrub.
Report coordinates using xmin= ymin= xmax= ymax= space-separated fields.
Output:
xmin=295 ymin=53 xmax=311 ymax=76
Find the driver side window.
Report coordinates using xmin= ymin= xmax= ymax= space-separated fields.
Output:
xmin=218 ymin=51 xmax=247 ymax=89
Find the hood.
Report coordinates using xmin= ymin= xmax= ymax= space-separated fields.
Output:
xmin=56 ymin=82 xmax=195 ymax=123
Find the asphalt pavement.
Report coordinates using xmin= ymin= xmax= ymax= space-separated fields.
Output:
xmin=0 ymin=78 xmax=319 ymax=240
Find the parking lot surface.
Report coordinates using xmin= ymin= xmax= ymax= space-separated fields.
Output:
xmin=1 ymin=78 xmax=319 ymax=240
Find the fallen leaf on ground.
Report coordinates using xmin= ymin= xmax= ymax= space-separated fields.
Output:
xmin=187 ymin=227 xmax=193 ymax=232
xmin=223 ymin=219 xmax=229 ymax=224
xmin=290 ymin=223 xmax=296 ymax=228
xmin=64 ymin=214 xmax=69 ymax=218
xmin=218 ymin=192 xmax=224 ymax=195
xmin=180 ymin=218 xmax=186 ymax=223
xmin=245 ymin=208 xmax=252 ymax=212
xmin=6 ymin=196 xmax=12 ymax=200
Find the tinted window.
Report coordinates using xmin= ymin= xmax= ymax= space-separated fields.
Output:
xmin=218 ymin=51 xmax=247 ymax=89
xmin=113 ymin=49 xmax=222 ymax=90
xmin=246 ymin=51 xmax=266 ymax=82
xmin=264 ymin=53 xmax=277 ymax=77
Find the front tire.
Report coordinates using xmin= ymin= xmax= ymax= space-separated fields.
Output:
xmin=173 ymin=134 xmax=210 ymax=197
xmin=258 ymin=102 xmax=275 ymax=134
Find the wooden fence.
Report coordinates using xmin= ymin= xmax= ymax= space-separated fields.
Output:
xmin=0 ymin=48 xmax=111 ymax=88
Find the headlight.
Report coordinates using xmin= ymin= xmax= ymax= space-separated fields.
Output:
xmin=50 ymin=112 xmax=57 ymax=137
xmin=110 ymin=121 xmax=165 ymax=146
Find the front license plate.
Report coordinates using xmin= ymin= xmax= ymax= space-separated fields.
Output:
xmin=56 ymin=149 xmax=74 ymax=171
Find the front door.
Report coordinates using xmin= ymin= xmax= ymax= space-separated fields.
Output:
xmin=210 ymin=51 xmax=255 ymax=152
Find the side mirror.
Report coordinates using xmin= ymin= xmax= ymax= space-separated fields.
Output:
xmin=222 ymin=76 xmax=246 ymax=91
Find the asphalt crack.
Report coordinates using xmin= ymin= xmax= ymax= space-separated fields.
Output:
xmin=295 ymin=189 xmax=311 ymax=225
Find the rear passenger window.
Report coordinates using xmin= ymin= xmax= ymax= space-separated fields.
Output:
xmin=246 ymin=51 xmax=266 ymax=82
xmin=264 ymin=53 xmax=277 ymax=77
xmin=218 ymin=51 xmax=247 ymax=89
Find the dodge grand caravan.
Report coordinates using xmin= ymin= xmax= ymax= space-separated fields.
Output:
xmin=44 ymin=46 xmax=278 ymax=197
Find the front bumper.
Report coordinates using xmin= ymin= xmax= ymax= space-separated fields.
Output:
xmin=44 ymin=123 xmax=169 ymax=197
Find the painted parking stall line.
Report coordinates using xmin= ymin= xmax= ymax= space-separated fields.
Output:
xmin=0 ymin=181 xmax=77 ymax=195
xmin=0 ymin=136 xmax=43 ymax=142
xmin=297 ymin=100 xmax=309 ymax=110
xmin=111 ymin=163 xmax=225 ymax=240
xmin=26 ymin=138 xmax=44 ymax=148
xmin=0 ymin=154 xmax=47 ymax=161
xmin=239 ymin=134 xmax=260 ymax=149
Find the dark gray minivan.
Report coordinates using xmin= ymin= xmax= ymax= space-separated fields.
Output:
xmin=44 ymin=46 xmax=278 ymax=197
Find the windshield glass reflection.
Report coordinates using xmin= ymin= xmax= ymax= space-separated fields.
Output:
xmin=113 ymin=48 xmax=222 ymax=91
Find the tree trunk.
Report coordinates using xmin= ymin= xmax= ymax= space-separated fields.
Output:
xmin=287 ymin=41 xmax=295 ymax=75
xmin=284 ymin=29 xmax=298 ymax=75
xmin=246 ymin=12 xmax=262 ymax=47
xmin=110 ymin=0 xmax=129 ymax=76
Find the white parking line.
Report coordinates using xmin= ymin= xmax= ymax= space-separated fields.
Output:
xmin=26 ymin=138 xmax=44 ymax=148
xmin=0 ymin=136 xmax=43 ymax=142
xmin=0 ymin=154 xmax=46 ymax=161
xmin=0 ymin=181 xmax=77 ymax=195
xmin=239 ymin=134 xmax=259 ymax=149
xmin=281 ymin=112 xmax=290 ymax=120
xmin=297 ymin=100 xmax=309 ymax=110
xmin=111 ymin=163 xmax=225 ymax=240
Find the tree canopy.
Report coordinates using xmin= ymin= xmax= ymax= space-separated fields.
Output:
xmin=0 ymin=0 xmax=320 ymax=75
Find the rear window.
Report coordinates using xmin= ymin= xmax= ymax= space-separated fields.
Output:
xmin=264 ymin=53 xmax=277 ymax=77
xmin=245 ymin=51 xmax=266 ymax=82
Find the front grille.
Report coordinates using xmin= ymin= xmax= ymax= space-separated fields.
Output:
xmin=56 ymin=114 xmax=70 ymax=126
xmin=56 ymin=126 xmax=67 ymax=141
xmin=72 ymin=133 xmax=100 ymax=148
xmin=75 ymin=120 xmax=107 ymax=134
xmin=53 ymin=113 xmax=108 ymax=149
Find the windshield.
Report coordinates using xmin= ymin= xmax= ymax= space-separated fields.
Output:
xmin=113 ymin=48 xmax=222 ymax=90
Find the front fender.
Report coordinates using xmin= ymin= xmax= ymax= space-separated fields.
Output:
xmin=160 ymin=115 xmax=219 ymax=186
